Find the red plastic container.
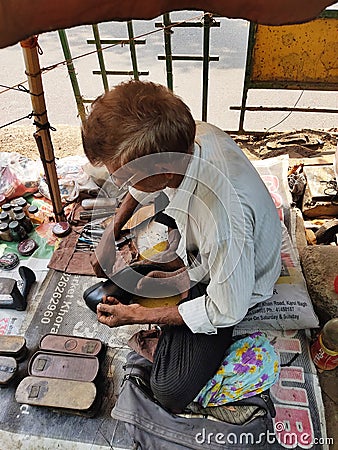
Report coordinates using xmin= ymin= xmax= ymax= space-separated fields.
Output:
xmin=311 ymin=319 xmax=338 ymax=371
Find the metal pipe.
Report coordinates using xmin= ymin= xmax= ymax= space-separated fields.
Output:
xmin=230 ymin=106 xmax=338 ymax=113
xmin=202 ymin=13 xmax=212 ymax=121
xmin=93 ymin=70 xmax=149 ymax=76
xmin=238 ymin=23 xmax=257 ymax=133
xmin=86 ymin=39 xmax=146 ymax=45
xmin=163 ymin=14 xmax=173 ymax=91
xmin=158 ymin=55 xmax=218 ymax=61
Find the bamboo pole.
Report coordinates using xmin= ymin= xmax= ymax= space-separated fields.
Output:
xmin=91 ymin=25 xmax=109 ymax=92
xmin=127 ymin=21 xmax=140 ymax=81
xmin=58 ymin=30 xmax=87 ymax=125
xmin=20 ymin=36 xmax=65 ymax=222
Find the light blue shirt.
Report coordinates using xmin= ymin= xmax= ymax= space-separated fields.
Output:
xmin=130 ymin=122 xmax=282 ymax=333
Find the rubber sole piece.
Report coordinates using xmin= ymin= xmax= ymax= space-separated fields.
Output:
xmin=0 ymin=335 xmax=27 ymax=361
xmin=0 ymin=356 xmax=17 ymax=386
xmin=15 ymin=376 xmax=97 ymax=411
xmin=28 ymin=352 xmax=99 ymax=382
xmin=39 ymin=334 xmax=103 ymax=357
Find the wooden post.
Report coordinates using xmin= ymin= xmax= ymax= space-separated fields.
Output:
xmin=20 ymin=36 xmax=65 ymax=222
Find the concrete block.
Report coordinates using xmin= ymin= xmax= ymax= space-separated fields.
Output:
xmin=301 ymin=246 xmax=338 ymax=324
xmin=294 ymin=208 xmax=308 ymax=255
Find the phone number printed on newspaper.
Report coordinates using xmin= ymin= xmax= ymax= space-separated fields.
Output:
xmin=40 ymin=273 xmax=72 ymax=333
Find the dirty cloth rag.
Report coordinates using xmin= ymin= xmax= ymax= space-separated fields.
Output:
xmin=195 ymin=331 xmax=280 ymax=407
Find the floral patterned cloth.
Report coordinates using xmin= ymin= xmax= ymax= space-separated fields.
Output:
xmin=195 ymin=332 xmax=280 ymax=407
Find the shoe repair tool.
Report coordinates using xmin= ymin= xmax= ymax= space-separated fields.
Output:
xmin=15 ymin=376 xmax=97 ymax=412
xmin=81 ymin=228 xmax=104 ymax=238
xmin=76 ymin=238 xmax=96 ymax=250
xmin=0 ymin=356 xmax=17 ymax=386
xmin=0 ymin=253 xmax=19 ymax=271
xmin=75 ymin=245 xmax=96 ymax=253
xmin=52 ymin=221 xmax=71 ymax=238
xmin=81 ymin=198 xmax=117 ymax=210
xmin=39 ymin=334 xmax=104 ymax=357
xmin=75 ymin=235 xmax=101 ymax=253
xmin=115 ymin=232 xmax=135 ymax=249
xmin=78 ymin=236 xmax=101 ymax=245
xmin=79 ymin=209 xmax=115 ymax=221
xmin=18 ymin=238 xmax=38 ymax=256
xmin=28 ymin=352 xmax=100 ymax=382
xmin=0 ymin=335 xmax=27 ymax=361
xmin=0 ymin=266 xmax=36 ymax=311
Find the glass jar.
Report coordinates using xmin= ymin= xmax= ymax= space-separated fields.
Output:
xmin=13 ymin=206 xmax=24 ymax=218
xmin=1 ymin=203 xmax=13 ymax=219
xmin=11 ymin=197 xmax=28 ymax=214
xmin=9 ymin=220 xmax=28 ymax=242
xmin=0 ymin=223 xmax=12 ymax=241
xmin=16 ymin=212 xmax=33 ymax=233
xmin=0 ymin=211 xmax=10 ymax=224
xmin=27 ymin=204 xmax=43 ymax=224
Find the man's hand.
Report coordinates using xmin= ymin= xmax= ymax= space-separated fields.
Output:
xmin=97 ymin=296 xmax=142 ymax=327
xmin=97 ymin=295 xmax=184 ymax=328
xmin=136 ymin=266 xmax=190 ymax=299
xmin=90 ymin=192 xmax=140 ymax=277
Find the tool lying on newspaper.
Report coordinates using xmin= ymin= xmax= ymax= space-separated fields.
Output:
xmin=0 ymin=335 xmax=27 ymax=361
xmin=0 ymin=266 xmax=36 ymax=311
xmin=115 ymin=232 xmax=135 ymax=249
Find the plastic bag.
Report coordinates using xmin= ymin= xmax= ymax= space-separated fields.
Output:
xmin=38 ymin=156 xmax=99 ymax=203
xmin=253 ymin=154 xmax=292 ymax=232
xmin=0 ymin=152 xmax=40 ymax=200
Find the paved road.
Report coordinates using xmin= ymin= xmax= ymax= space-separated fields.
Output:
xmin=0 ymin=11 xmax=336 ymax=132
